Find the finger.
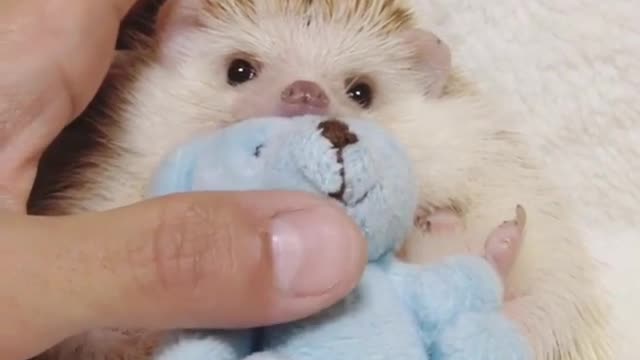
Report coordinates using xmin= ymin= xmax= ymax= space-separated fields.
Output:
xmin=30 ymin=191 xmax=367 ymax=331
xmin=0 ymin=0 xmax=140 ymax=116
xmin=0 ymin=0 xmax=141 ymax=136
xmin=0 ymin=0 xmax=142 ymax=209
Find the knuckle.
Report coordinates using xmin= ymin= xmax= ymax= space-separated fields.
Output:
xmin=146 ymin=196 xmax=237 ymax=294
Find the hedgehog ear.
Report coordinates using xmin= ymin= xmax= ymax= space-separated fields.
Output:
xmin=154 ymin=0 xmax=206 ymax=63
xmin=156 ymin=0 xmax=204 ymax=31
xmin=402 ymin=29 xmax=452 ymax=98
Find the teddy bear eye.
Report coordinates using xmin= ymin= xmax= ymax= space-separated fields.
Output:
xmin=254 ymin=144 xmax=264 ymax=157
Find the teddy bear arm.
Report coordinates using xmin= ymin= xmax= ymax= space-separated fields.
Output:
xmin=386 ymin=256 xmax=505 ymax=339
xmin=430 ymin=311 xmax=533 ymax=360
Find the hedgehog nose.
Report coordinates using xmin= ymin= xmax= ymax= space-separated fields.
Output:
xmin=281 ymin=80 xmax=329 ymax=107
xmin=279 ymin=80 xmax=330 ymax=117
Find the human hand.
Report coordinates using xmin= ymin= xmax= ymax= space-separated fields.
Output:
xmin=0 ymin=1 xmax=367 ymax=359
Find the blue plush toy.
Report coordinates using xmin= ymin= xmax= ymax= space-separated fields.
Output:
xmin=148 ymin=115 xmax=532 ymax=360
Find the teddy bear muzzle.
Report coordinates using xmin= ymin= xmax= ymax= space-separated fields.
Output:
xmin=315 ymin=119 xmax=376 ymax=207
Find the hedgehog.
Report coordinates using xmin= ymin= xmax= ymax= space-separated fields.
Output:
xmin=28 ymin=1 xmax=608 ymax=359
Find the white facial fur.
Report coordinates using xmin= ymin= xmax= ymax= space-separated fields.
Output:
xmin=151 ymin=0 xmax=451 ymax=121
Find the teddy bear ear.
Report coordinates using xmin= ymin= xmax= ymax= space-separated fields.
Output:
xmin=401 ymin=28 xmax=452 ymax=98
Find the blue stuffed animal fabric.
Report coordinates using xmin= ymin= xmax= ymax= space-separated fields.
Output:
xmin=148 ymin=115 xmax=532 ymax=360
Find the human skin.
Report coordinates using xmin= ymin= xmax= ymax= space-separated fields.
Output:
xmin=0 ymin=1 xmax=367 ymax=359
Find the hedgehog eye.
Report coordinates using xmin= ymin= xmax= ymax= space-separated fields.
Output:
xmin=345 ymin=79 xmax=374 ymax=109
xmin=227 ymin=59 xmax=258 ymax=86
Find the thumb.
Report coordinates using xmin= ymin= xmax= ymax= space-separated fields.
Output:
xmin=35 ymin=191 xmax=367 ymax=332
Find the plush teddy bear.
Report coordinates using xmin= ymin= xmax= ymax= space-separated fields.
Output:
xmin=147 ymin=115 xmax=532 ymax=360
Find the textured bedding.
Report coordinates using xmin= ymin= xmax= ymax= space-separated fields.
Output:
xmin=412 ymin=1 xmax=640 ymax=358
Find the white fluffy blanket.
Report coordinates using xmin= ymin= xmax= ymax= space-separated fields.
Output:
xmin=412 ymin=1 xmax=640 ymax=358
